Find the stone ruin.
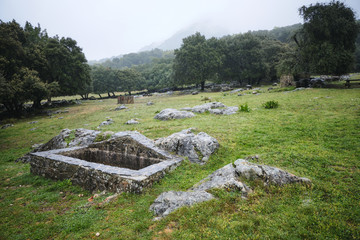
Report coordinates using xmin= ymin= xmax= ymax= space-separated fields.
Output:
xmin=29 ymin=131 xmax=182 ymax=193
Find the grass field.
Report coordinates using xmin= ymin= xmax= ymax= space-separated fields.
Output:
xmin=0 ymin=86 xmax=359 ymax=239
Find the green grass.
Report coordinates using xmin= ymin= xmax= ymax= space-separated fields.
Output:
xmin=0 ymin=87 xmax=359 ymax=239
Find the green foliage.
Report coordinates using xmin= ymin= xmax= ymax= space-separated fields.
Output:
xmin=173 ymin=32 xmax=223 ymax=90
xmin=263 ymin=100 xmax=279 ymax=109
xmin=0 ymin=20 xmax=90 ymax=115
xmin=296 ymin=1 xmax=358 ymax=75
xmin=239 ymin=103 xmax=251 ymax=112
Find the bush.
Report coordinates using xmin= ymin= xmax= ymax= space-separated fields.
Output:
xmin=263 ymin=100 xmax=279 ymax=109
xmin=239 ymin=103 xmax=250 ymax=112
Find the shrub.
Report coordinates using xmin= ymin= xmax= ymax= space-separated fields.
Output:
xmin=263 ymin=100 xmax=279 ymax=109
xmin=239 ymin=103 xmax=250 ymax=112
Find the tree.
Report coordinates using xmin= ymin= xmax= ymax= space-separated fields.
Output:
xmin=220 ymin=33 xmax=267 ymax=86
xmin=296 ymin=1 xmax=359 ymax=75
xmin=116 ymin=68 xmax=145 ymax=95
xmin=173 ymin=32 xmax=222 ymax=90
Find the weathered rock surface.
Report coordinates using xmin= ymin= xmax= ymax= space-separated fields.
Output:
xmin=191 ymin=163 xmax=251 ymax=196
xmin=154 ymin=108 xmax=195 ymax=121
xmin=234 ymin=159 xmax=311 ymax=186
xmin=155 ymin=129 xmax=219 ymax=164
xmin=149 ymin=191 xmax=214 ymax=219
xmin=68 ymin=128 xmax=101 ymax=147
xmin=208 ymin=106 xmax=238 ymax=115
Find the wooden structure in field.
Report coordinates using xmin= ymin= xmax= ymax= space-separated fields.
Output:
xmin=118 ymin=96 xmax=134 ymax=104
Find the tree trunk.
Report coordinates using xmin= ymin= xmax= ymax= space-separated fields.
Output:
xmin=128 ymin=91 xmax=131 ymax=95
xmin=98 ymin=94 xmax=102 ymax=98
xmin=32 ymin=99 xmax=42 ymax=109
xmin=200 ymin=81 xmax=205 ymax=91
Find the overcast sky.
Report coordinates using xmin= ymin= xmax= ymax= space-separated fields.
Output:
xmin=1 ymin=0 xmax=359 ymax=60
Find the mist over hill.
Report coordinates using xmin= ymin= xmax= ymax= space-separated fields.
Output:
xmin=89 ymin=22 xmax=302 ymax=64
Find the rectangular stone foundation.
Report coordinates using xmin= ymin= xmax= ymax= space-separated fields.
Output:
xmin=29 ymin=133 xmax=183 ymax=193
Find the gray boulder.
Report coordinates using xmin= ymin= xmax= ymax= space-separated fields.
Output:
xmin=191 ymin=102 xmax=226 ymax=113
xmin=154 ymin=108 xmax=195 ymax=121
xmin=208 ymin=106 xmax=238 ymax=115
xmin=68 ymin=128 xmax=101 ymax=147
xmin=149 ymin=191 xmax=214 ymax=219
xmin=191 ymin=163 xmax=251 ymax=196
xmin=155 ymin=129 xmax=219 ymax=164
xmin=234 ymin=159 xmax=311 ymax=186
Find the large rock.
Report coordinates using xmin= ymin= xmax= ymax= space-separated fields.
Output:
xmin=190 ymin=102 xmax=226 ymax=113
xmin=154 ymin=108 xmax=195 ymax=121
xmin=149 ymin=191 xmax=214 ymax=219
xmin=191 ymin=163 xmax=251 ymax=196
xmin=208 ymin=106 xmax=238 ymax=115
xmin=234 ymin=159 xmax=311 ymax=186
xmin=16 ymin=128 xmax=100 ymax=163
xmin=155 ymin=129 xmax=219 ymax=164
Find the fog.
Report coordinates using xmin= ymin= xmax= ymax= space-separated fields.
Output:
xmin=1 ymin=0 xmax=359 ymax=60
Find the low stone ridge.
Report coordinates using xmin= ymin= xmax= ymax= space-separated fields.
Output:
xmin=155 ymin=129 xmax=219 ymax=164
xmin=149 ymin=191 xmax=214 ymax=219
xmin=234 ymin=159 xmax=311 ymax=186
xmin=29 ymin=131 xmax=183 ymax=194
xmin=150 ymin=159 xmax=311 ymax=219
xmin=154 ymin=108 xmax=195 ymax=121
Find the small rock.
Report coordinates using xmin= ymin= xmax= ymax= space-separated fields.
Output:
xmin=1 ymin=124 xmax=14 ymax=129
xmin=115 ymin=105 xmax=128 ymax=111
xmin=125 ymin=119 xmax=139 ymax=125
xmin=146 ymin=101 xmax=154 ymax=106
xmin=96 ymin=232 xmax=100 ymax=237
xmin=28 ymin=121 xmax=38 ymax=124
xmin=192 ymin=91 xmax=199 ymax=95
xmin=99 ymin=119 xmax=113 ymax=127
xmin=29 ymin=128 xmax=37 ymax=131
xmin=58 ymin=117 xmax=64 ymax=119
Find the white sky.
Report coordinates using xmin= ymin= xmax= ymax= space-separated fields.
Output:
xmin=1 ymin=0 xmax=359 ymax=60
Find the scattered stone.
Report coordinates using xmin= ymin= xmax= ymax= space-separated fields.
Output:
xmin=115 ymin=105 xmax=128 ymax=111
xmin=154 ymin=109 xmax=195 ymax=121
xmin=192 ymin=91 xmax=199 ymax=95
xmin=208 ymin=106 xmax=238 ymax=115
xmin=149 ymin=191 xmax=214 ymax=219
xmin=234 ymin=159 xmax=311 ymax=186
xmin=246 ymin=85 xmax=252 ymax=89
xmin=268 ymin=87 xmax=273 ymax=91
xmin=272 ymin=83 xmax=278 ymax=86
xmin=237 ymin=93 xmax=243 ymax=96
xmin=252 ymin=91 xmax=258 ymax=95
xmin=28 ymin=121 xmax=38 ymax=124
xmin=68 ymin=128 xmax=101 ymax=147
xmin=1 ymin=124 xmax=14 ymax=129
xmin=125 ymin=119 xmax=139 ymax=125
xmin=29 ymin=128 xmax=37 ymax=131
xmin=31 ymin=143 xmax=44 ymax=150
xmin=58 ymin=117 xmax=64 ymax=119
xmin=155 ymin=129 xmax=219 ymax=164
xmin=147 ymin=101 xmax=154 ymax=106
